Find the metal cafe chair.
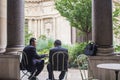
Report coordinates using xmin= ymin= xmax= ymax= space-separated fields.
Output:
xmin=17 ymin=51 xmax=30 ymax=79
xmin=17 ymin=51 xmax=37 ymax=80
xmin=77 ymin=54 xmax=98 ymax=80
xmin=51 ymin=51 xmax=68 ymax=80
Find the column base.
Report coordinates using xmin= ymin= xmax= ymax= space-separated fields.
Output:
xmin=5 ymin=47 xmax=24 ymax=55
xmin=0 ymin=48 xmax=6 ymax=54
xmin=96 ymin=47 xmax=114 ymax=56
xmin=0 ymin=54 xmax=20 ymax=80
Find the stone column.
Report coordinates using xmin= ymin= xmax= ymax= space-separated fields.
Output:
xmin=6 ymin=0 xmax=24 ymax=54
xmin=0 ymin=0 xmax=7 ymax=53
xmin=71 ymin=27 xmax=76 ymax=44
xmin=28 ymin=19 xmax=32 ymax=33
xmin=53 ymin=17 xmax=56 ymax=40
xmin=41 ymin=19 xmax=44 ymax=35
xmin=92 ymin=0 xmax=113 ymax=55
xmin=37 ymin=19 xmax=41 ymax=37
xmin=34 ymin=19 xmax=37 ymax=38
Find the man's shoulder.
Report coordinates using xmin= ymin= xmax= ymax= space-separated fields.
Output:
xmin=50 ymin=47 xmax=68 ymax=52
xmin=49 ymin=47 xmax=59 ymax=51
xmin=24 ymin=45 xmax=35 ymax=50
xmin=62 ymin=47 xmax=68 ymax=50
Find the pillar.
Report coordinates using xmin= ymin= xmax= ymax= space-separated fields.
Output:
xmin=28 ymin=19 xmax=32 ymax=33
xmin=0 ymin=0 xmax=7 ymax=53
xmin=37 ymin=19 xmax=41 ymax=37
xmin=6 ymin=0 xmax=24 ymax=54
xmin=41 ymin=19 xmax=44 ymax=35
xmin=53 ymin=17 xmax=56 ymax=40
xmin=92 ymin=0 xmax=113 ymax=55
xmin=34 ymin=19 xmax=37 ymax=38
xmin=71 ymin=27 xmax=76 ymax=44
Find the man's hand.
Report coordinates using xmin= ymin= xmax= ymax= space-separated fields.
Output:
xmin=44 ymin=54 xmax=49 ymax=57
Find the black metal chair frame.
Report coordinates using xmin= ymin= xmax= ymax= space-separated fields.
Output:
xmin=17 ymin=51 xmax=37 ymax=80
xmin=17 ymin=51 xmax=30 ymax=79
xmin=77 ymin=54 xmax=98 ymax=80
xmin=51 ymin=51 xmax=68 ymax=80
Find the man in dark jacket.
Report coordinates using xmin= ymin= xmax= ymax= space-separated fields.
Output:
xmin=47 ymin=40 xmax=68 ymax=80
xmin=22 ymin=38 xmax=47 ymax=80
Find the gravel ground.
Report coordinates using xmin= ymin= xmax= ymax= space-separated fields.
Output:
xmin=20 ymin=66 xmax=82 ymax=80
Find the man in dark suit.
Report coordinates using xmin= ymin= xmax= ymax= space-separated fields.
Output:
xmin=23 ymin=38 xmax=47 ymax=80
xmin=47 ymin=40 xmax=68 ymax=80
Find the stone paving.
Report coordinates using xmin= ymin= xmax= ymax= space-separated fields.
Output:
xmin=21 ymin=65 xmax=82 ymax=80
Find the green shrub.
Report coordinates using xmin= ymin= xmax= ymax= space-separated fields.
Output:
xmin=114 ymin=44 xmax=120 ymax=52
xmin=24 ymin=26 xmax=33 ymax=46
xmin=36 ymin=37 xmax=87 ymax=68
xmin=36 ymin=36 xmax=54 ymax=54
xmin=63 ymin=42 xmax=87 ymax=68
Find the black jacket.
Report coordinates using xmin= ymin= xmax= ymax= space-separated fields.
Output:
xmin=49 ymin=46 xmax=68 ymax=71
xmin=23 ymin=45 xmax=45 ymax=69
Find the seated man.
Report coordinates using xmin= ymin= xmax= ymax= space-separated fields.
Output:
xmin=21 ymin=37 xmax=47 ymax=80
xmin=47 ymin=40 xmax=68 ymax=80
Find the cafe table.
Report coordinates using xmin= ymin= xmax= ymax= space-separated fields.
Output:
xmin=97 ymin=63 xmax=120 ymax=80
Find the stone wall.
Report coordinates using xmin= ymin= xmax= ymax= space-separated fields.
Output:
xmin=89 ymin=55 xmax=120 ymax=80
xmin=0 ymin=55 xmax=20 ymax=80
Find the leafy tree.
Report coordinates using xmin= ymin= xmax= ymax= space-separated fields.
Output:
xmin=55 ymin=0 xmax=92 ymax=42
xmin=113 ymin=1 xmax=120 ymax=52
xmin=113 ymin=2 xmax=120 ymax=40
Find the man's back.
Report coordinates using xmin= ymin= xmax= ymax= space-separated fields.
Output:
xmin=47 ymin=40 xmax=68 ymax=80
xmin=49 ymin=46 xmax=68 ymax=63
xmin=50 ymin=46 xmax=68 ymax=54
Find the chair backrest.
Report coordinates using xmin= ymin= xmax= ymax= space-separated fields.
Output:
xmin=51 ymin=51 xmax=68 ymax=71
xmin=77 ymin=54 xmax=92 ymax=80
xmin=17 ymin=51 xmax=29 ymax=70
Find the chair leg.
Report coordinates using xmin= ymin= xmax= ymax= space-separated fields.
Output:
xmin=21 ymin=70 xmax=30 ymax=79
xmin=62 ymin=72 xmax=67 ymax=80
xmin=28 ymin=69 xmax=37 ymax=80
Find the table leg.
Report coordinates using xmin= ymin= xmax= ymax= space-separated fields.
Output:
xmin=115 ymin=71 xmax=119 ymax=80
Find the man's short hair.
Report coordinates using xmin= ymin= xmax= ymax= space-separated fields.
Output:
xmin=29 ymin=37 xmax=36 ymax=45
xmin=54 ymin=40 xmax=61 ymax=46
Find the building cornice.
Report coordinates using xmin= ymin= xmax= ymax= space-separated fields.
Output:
xmin=25 ymin=0 xmax=53 ymax=3
xmin=25 ymin=13 xmax=60 ymax=19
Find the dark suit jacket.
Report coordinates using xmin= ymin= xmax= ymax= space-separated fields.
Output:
xmin=49 ymin=46 xmax=68 ymax=71
xmin=23 ymin=45 xmax=45 ymax=71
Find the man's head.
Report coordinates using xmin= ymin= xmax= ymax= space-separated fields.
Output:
xmin=54 ymin=40 xmax=61 ymax=47
xmin=29 ymin=37 xmax=36 ymax=47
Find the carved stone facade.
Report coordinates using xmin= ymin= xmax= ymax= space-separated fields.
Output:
xmin=25 ymin=0 xmax=74 ymax=44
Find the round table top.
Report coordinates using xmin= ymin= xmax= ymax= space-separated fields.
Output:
xmin=97 ymin=63 xmax=120 ymax=71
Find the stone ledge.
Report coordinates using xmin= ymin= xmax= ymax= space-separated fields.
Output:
xmin=0 ymin=79 xmax=19 ymax=80
xmin=0 ymin=54 xmax=20 ymax=80
xmin=89 ymin=55 xmax=120 ymax=60
xmin=88 ymin=55 xmax=120 ymax=80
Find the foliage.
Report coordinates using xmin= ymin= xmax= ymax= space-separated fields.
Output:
xmin=77 ymin=54 xmax=88 ymax=70
xmin=113 ymin=2 xmax=120 ymax=52
xmin=55 ymin=0 xmax=92 ymax=42
xmin=63 ymin=42 xmax=87 ymax=68
xmin=114 ymin=45 xmax=120 ymax=52
xmin=24 ymin=25 xmax=33 ymax=45
xmin=113 ymin=4 xmax=120 ymax=39
xmin=36 ymin=35 xmax=54 ymax=54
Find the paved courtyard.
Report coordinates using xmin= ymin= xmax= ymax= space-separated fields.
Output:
xmin=21 ymin=65 xmax=82 ymax=80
